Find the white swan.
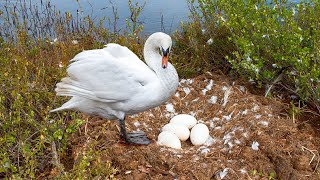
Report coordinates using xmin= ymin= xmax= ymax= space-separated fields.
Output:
xmin=51 ymin=32 xmax=179 ymax=145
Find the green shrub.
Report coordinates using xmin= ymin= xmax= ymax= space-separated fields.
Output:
xmin=192 ymin=0 xmax=320 ymax=111
xmin=0 ymin=43 xmax=77 ymax=178
xmin=60 ymin=142 xmax=118 ymax=179
xmin=172 ymin=1 xmax=236 ymax=77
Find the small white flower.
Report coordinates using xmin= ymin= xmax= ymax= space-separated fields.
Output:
xmin=251 ymin=64 xmax=260 ymax=73
xmin=201 ymin=29 xmax=206 ymax=34
xmin=255 ymin=5 xmax=258 ymax=10
xmin=272 ymin=63 xmax=277 ymax=68
xmin=300 ymin=36 xmax=303 ymax=41
xmin=207 ymin=38 xmax=213 ymax=45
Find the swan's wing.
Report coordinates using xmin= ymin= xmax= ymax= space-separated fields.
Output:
xmin=56 ymin=43 xmax=156 ymax=102
xmin=71 ymin=43 xmax=146 ymax=67
xmin=103 ymin=43 xmax=141 ymax=60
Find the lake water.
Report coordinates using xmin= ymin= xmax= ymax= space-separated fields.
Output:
xmin=4 ymin=0 xmax=186 ymax=34
xmin=43 ymin=0 xmax=303 ymax=34
xmin=0 ymin=0 xmax=305 ymax=35
xmin=48 ymin=0 xmax=190 ymax=34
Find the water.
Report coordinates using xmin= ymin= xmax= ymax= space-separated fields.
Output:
xmin=0 ymin=0 xmax=307 ymax=36
xmin=47 ymin=0 xmax=190 ymax=34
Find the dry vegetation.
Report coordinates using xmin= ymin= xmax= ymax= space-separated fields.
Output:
xmin=58 ymin=73 xmax=320 ymax=179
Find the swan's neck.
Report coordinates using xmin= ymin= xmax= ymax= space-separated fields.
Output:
xmin=143 ymin=37 xmax=178 ymax=94
xmin=143 ymin=39 xmax=160 ymax=72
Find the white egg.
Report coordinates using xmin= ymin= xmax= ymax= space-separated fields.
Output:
xmin=162 ymin=123 xmax=190 ymax=141
xmin=170 ymin=114 xmax=197 ymax=129
xmin=157 ymin=131 xmax=181 ymax=149
xmin=190 ymin=123 xmax=209 ymax=146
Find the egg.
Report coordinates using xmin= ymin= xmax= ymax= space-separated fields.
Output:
xmin=162 ymin=123 xmax=190 ymax=141
xmin=170 ymin=114 xmax=197 ymax=129
xmin=157 ymin=131 xmax=181 ymax=149
xmin=190 ymin=123 xmax=209 ymax=146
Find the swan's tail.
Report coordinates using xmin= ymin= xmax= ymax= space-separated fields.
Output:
xmin=50 ymin=96 xmax=84 ymax=112
xmin=54 ymin=77 xmax=95 ymax=98
xmin=51 ymin=77 xmax=90 ymax=112
xmin=54 ymin=77 xmax=117 ymax=103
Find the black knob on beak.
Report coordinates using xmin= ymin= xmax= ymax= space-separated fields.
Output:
xmin=161 ymin=47 xmax=170 ymax=57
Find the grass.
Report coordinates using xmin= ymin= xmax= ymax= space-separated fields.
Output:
xmin=0 ymin=0 xmax=319 ymax=178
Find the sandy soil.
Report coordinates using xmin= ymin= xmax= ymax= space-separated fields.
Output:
xmin=60 ymin=72 xmax=320 ymax=179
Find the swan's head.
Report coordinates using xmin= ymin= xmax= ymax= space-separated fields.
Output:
xmin=146 ymin=32 xmax=172 ymax=69
xmin=158 ymin=33 xmax=172 ymax=69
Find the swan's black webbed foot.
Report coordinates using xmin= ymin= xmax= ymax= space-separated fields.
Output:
xmin=123 ymin=131 xmax=151 ymax=145
xmin=118 ymin=118 xmax=151 ymax=145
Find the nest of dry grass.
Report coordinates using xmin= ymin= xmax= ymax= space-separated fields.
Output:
xmin=57 ymin=72 xmax=320 ymax=179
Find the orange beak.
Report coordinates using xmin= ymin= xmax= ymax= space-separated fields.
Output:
xmin=162 ymin=55 xmax=168 ymax=69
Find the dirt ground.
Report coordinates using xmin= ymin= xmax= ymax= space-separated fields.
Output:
xmin=61 ymin=72 xmax=320 ymax=179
